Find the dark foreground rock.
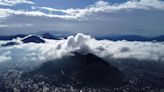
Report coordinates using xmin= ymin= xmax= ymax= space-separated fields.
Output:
xmin=1 ymin=54 xmax=164 ymax=91
xmin=22 ymin=53 xmax=126 ymax=88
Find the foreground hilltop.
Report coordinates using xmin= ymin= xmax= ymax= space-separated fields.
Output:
xmin=23 ymin=52 xmax=126 ymax=88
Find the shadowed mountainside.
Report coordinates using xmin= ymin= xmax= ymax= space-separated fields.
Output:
xmin=22 ymin=53 xmax=126 ymax=88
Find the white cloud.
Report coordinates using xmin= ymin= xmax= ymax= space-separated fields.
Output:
xmin=0 ymin=9 xmax=10 ymax=19
xmin=0 ymin=24 xmax=8 ymax=27
xmin=0 ymin=0 xmax=164 ymax=20
xmin=31 ymin=0 xmax=164 ymax=19
xmin=0 ymin=33 xmax=164 ymax=68
xmin=0 ymin=0 xmax=35 ymax=6
xmin=90 ymin=40 xmax=164 ymax=61
xmin=0 ymin=23 xmax=33 ymax=28
xmin=0 ymin=55 xmax=11 ymax=62
xmin=0 ymin=8 xmax=80 ymax=20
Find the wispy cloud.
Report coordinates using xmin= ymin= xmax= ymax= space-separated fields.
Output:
xmin=31 ymin=0 xmax=164 ymax=19
xmin=0 ymin=8 xmax=81 ymax=20
xmin=0 ymin=0 xmax=35 ymax=6
xmin=0 ymin=24 xmax=8 ymax=27
xmin=0 ymin=0 xmax=164 ymax=20
xmin=0 ymin=0 xmax=164 ymax=36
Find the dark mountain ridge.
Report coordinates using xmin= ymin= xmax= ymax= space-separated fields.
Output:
xmin=21 ymin=35 xmax=45 ymax=43
xmin=22 ymin=52 xmax=126 ymax=88
xmin=0 ymin=34 xmax=26 ymax=40
xmin=96 ymin=35 xmax=164 ymax=41
xmin=0 ymin=33 xmax=164 ymax=41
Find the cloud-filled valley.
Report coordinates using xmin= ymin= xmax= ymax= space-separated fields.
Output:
xmin=0 ymin=33 xmax=164 ymax=68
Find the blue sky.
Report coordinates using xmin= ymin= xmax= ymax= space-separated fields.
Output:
xmin=0 ymin=0 xmax=164 ymax=36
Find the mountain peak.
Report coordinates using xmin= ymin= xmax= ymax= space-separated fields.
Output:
xmin=21 ymin=35 xmax=45 ymax=43
xmin=42 ymin=33 xmax=59 ymax=40
xmin=23 ymin=53 xmax=126 ymax=88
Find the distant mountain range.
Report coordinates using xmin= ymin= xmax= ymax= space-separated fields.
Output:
xmin=36 ymin=31 xmax=73 ymax=39
xmin=0 ymin=33 xmax=59 ymax=41
xmin=21 ymin=35 xmax=45 ymax=43
xmin=0 ymin=34 xmax=26 ymax=40
xmin=0 ymin=33 xmax=164 ymax=41
xmin=0 ymin=35 xmax=46 ymax=47
xmin=96 ymin=35 xmax=164 ymax=41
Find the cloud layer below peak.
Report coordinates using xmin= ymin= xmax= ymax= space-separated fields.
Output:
xmin=0 ymin=33 xmax=164 ymax=68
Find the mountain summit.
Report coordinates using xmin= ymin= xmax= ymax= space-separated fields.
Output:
xmin=23 ymin=52 xmax=126 ymax=88
xmin=21 ymin=35 xmax=45 ymax=43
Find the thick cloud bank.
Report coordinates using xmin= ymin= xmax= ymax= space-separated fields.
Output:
xmin=0 ymin=33 xmax=164 ymax=67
